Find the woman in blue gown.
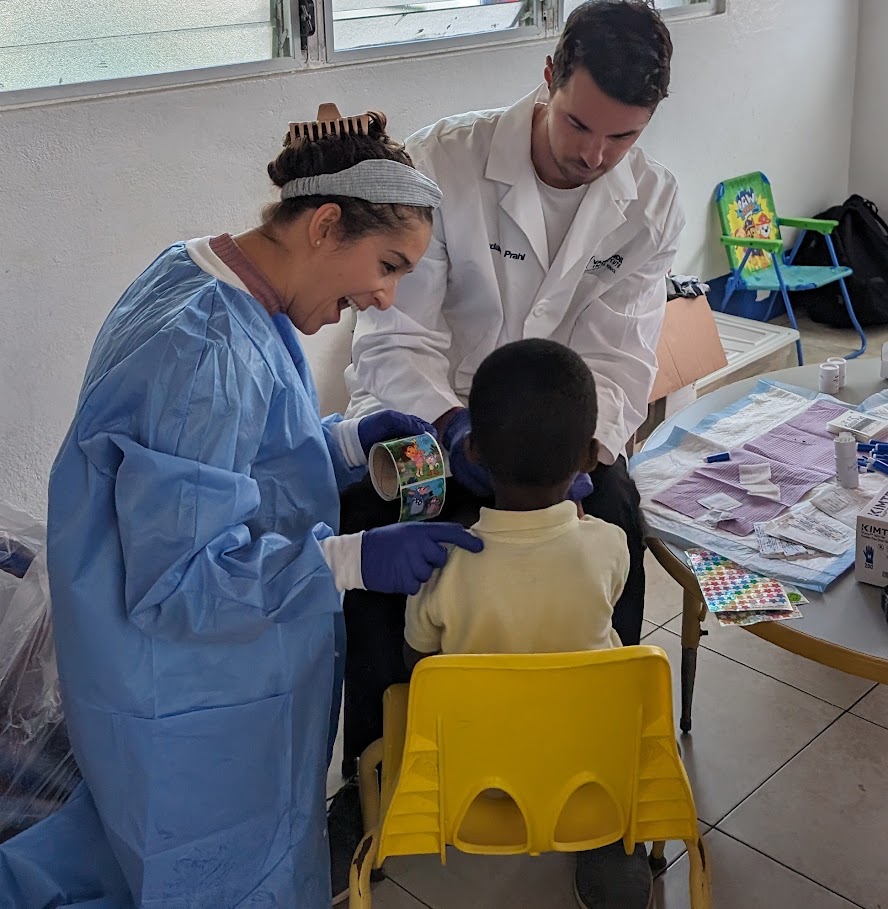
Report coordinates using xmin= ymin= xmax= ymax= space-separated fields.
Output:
xmin=0 ymin=109 xmax=481 ymax=909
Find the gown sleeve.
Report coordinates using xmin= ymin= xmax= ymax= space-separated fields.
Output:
xmin=74 ymin=305 xmax=342 ymax=644
xmin=321 ymin=413 xmax=369 ymax=491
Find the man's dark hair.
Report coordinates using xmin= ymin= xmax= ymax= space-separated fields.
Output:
xmin=550 ymin=0 xmax=673 ymax=109
xmin=469 ymin=339 xmax=598 ymax=487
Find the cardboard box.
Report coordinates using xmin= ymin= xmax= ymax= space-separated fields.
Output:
xmin=649 ymin=295 xmax=728 ymax=402
xmin=634 ymin=295 xmax=728 ymax=446
xmin=855 ymin=484 xmax=888 ymax=586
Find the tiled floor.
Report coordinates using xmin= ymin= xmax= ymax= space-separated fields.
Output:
xmin=329 ymin=317 xmax=888 ymax=909
xmin=778 ymin=312 xmax=888 ymax=366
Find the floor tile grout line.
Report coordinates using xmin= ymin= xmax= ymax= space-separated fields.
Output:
xmin=844 ymin=710 xmax=888 ymax=733
xmin=706 ymin=707 xmax=849 ymax=830
xmin=846 ymin=685 xmax=880 ymax=710
xmin=709 ymin=828 xmax=869 ymax=909
xmin=646 ymin=612 xmax=682 ymax=629
xmin=691 ymin=642 xmax=875 ymax=710
xmin=655 ymin=623 xmax=876 ymax=713
xmin=387 ymin=874 xmax=437 ymax=908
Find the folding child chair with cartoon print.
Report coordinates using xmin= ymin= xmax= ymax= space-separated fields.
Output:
xmin=715 ymin=171 xmax=867 ymax=365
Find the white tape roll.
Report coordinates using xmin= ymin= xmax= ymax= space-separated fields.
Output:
xmin=827 ymin=357 xmax=847 ymax=389
xmin=834 ymin=431 xmax=859 ymax=489
xmin=818 ymin=362 xmax=840 ymax=394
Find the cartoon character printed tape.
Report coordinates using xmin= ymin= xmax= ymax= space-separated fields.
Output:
xmin=369 ymin=432 xmax=446 ymax=522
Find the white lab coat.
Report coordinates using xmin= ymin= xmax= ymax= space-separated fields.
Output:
xmin=345 ymin=85 xmax=685 ymax=462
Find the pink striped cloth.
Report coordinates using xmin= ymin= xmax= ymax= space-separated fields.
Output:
xmin=652 ymin=400 xmax=843 ymax=536
xmin=742 ymin=400 xmax=848 ymax=472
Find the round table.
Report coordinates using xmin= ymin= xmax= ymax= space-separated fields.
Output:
xmin=642 ymin=358 xmax=888 ymax=732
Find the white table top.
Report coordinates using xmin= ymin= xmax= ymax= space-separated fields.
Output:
xmin=643 ymin=359 xmax=888 ymax=665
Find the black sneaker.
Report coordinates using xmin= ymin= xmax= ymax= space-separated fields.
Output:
xmin=328 ymin=776 xmax=364 ymax=905
xmin=574 ymin=842 xmax=653 ymax=909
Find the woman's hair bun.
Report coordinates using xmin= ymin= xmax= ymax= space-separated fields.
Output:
xmin=262 ymin=104 xmax=432 ymax=241
xmin=267 ymin=108 xmax=404 ymax=188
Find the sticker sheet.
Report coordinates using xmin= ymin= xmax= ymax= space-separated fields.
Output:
xmin=687 ymin=549 xmax=793 ymax=614
xmin=715 ymin=604 xmax=803 ymax=627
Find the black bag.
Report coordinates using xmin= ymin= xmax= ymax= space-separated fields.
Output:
xmin=792 ymin=195 xmax=888 ymax=327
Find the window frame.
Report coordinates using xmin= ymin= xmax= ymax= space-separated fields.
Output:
xmin=656 ymin=0 xmax=719 ymax=20
xmin=0 ymin=0 xmax=301 ymax=110
xmin=0 ymin=0 xmax=720 ymax=110
xmin=314 ymin=0 xmax=551 ymax=66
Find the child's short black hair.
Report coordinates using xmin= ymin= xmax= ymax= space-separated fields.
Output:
xmin=469 ymin=339 xmax=598 ymax=486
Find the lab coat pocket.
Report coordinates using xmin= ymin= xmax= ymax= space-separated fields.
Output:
xmin=113 ymin=692 xmax=304 ymax=909
xmin=575 ymin=270 xmax=622 ymax=311
xmin=571 ymin=274 xmax=633 ymax=351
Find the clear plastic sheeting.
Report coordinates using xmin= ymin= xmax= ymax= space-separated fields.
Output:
xmin=0 ymin=504 xmax=41 ymax=579
xmin=0 ymin=504 xmax=79 ymax=844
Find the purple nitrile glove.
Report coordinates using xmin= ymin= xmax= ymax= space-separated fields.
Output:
xmin=360 ymin=522 xmax=484 ymax=595
xmin=440 ymin=409 xmax=493 ymax=498
xmin=567 ymin=472 xmax=594 ymax=503
xmin=357 ymin=410 xmax=437 ymax=457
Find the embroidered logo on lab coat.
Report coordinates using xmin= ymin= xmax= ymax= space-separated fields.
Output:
xmin=585 ymin=253 xmax=623 ymax=275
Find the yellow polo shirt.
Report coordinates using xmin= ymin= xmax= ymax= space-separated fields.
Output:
xmin=405 ymin=501 xmax=628 ymax=655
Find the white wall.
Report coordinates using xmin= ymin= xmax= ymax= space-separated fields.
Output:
xmin=850 ymin=0 xmax=888 ymax=210
xmin=0 ymin=0 xmax=860 ymax=516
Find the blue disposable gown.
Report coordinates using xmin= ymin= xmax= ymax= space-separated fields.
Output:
xmin=0 ymin=244 xmax=365 ymax=908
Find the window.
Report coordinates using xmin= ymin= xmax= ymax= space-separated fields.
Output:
xmin=318 ymin=0 xmax=716 ymax=63
xmin=1 ymin=0 xmax=717 ymax=100
xmin=0 ymin=0 xmax=290 ymax=94
xmin=323 ymin=0 xmax=540 ymax=59
xmin=562 ymin=0 xmax=715 ymax=19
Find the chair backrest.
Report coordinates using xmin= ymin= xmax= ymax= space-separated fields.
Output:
xmin=715 ymin=171 xmax=781 ymax=276
xmin=377 ymin=646 xmax=697 ymax=864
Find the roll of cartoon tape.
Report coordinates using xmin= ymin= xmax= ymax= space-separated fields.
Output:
xmin=369 ymin=432 xmax=446 ymax=522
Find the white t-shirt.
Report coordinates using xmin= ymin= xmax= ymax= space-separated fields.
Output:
xmin=536 ymin=175 xmax=587 ymax=265
xmin=405 ymin=501 xmax=628 ymax=655
xmin=495 ymin=177 xmax=588 ymax=350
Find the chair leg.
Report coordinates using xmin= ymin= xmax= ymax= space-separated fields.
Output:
xmin=685 ymin=835 xmax=712 ymax=909
xmin=649 ymin=840 xmax=668 ymax=876
xmin=358 ymin=738 xmax=384 ymax=834
xmin=771 ymin=256 xmax=803 ymax=365
xmin=838 ymin=276 xmax=867 ymax=359
xmin=719 ymin=280 xmax=736 ymax=313
xmin=781 ymin=289 xmax=803 ymax=365
xmin=349 ymin=829 xmax=380 ymax=909
xmin=680 ymin=588 xmax=705 ymax=734
xmin=762 ymin=290 xmax=779 ymax=322
xmin=824 ymin=234 xmax=867 ymax=359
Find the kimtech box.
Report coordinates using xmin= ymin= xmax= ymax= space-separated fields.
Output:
xmin=856 ymin=484 xmax=888 ymax=586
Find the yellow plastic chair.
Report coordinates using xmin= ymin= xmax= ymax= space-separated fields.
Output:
xmin=349 ymin=646 xmax=710 ymax=908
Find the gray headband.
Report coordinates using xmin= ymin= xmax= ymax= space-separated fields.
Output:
xmin=280 ymin=159 xmax=442 ymax=209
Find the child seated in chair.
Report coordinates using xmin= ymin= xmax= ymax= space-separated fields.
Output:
xmin=404 ymin=338 xmax=629 ymax=669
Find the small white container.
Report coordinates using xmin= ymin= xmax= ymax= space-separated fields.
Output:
xmin=834 ymin=432 xmax=859 ymax=489
xmin=819 ymin=362 xmax=841 ymax=394
xmin=827 ymin=356 xmax=847 ymax=389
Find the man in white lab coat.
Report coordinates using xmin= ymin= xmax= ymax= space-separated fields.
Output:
xmin=330 ymin=3 xmax=684 ymax=906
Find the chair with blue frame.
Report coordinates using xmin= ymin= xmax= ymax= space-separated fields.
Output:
xmin=714 ymin=172 xmax=867 ymax=365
